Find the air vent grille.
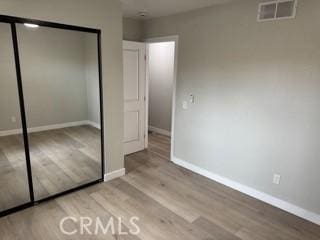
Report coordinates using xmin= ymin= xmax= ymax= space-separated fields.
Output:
xmin=258 ymin=0 xmax=297 ymax=22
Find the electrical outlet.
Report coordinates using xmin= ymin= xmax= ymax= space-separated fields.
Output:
xmin=273 ymin=174 xmax=281 ymax=185
xmin=11 ymin=116 xmax=17 ymax=123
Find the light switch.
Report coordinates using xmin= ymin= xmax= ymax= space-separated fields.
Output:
xmin=273 ymin=174 xmax=281 ymax=185
xmin=182 ymin=101 xmax=188 ymax=110
xmin=11 ymin=116 xmax=17 ymax=123
xmin=190 ymin=94 xmax=195 ymax=104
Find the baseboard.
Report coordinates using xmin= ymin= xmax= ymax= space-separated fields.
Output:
xmin=149 ymin=126 xmax=171 ymax=137
xmin=87 ymin=121 xmax=101 ymax=129
xmin=0 ymin=120 xmax=100 ymax=137
xmin=104 ymin=168 xmax=126 ymax=182
xmin=29 ymin=121 xmax=89 ymax=133
xmin=0 ymin=129 xmax=22 ymax=137
xmin=172 ymin=156 xmax=320 ymax=226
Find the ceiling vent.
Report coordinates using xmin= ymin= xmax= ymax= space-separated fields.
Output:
xmin=257 ymin=0 xmax=297 ymax=22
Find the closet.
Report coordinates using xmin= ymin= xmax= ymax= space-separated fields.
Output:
xmin=0 ymin=15 xmax=104 ymax=216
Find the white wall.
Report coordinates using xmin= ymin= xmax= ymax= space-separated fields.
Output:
xmin=0 ymin=0 xmax=124 ymax=173
xmin=144 ymin=0 xmax=320 ymax=215
xmin=148 ymin=42 xmax=175 ymax=132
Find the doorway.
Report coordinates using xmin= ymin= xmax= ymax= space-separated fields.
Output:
xmin=123 ymin=36 xmax=178 ymax=172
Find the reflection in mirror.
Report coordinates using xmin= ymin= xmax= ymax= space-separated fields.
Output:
xmin=17 ymin=24 xmax=102 ymax=200
xmin=0 ymin=23 xmax=31 ymax=211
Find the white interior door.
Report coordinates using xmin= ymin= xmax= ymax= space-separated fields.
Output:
xmin=123 ymin=41 xmax=146 ymax=155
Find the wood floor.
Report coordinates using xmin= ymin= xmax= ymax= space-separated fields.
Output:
xmin=0 ymin=132 xmax=320 ymax=239
xmin=0 ymin=125 xmax=101 ymax=211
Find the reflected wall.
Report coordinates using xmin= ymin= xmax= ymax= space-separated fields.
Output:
xmin=16 ymin=24 xmax=102 ymax=200
xmin=0 ymin=22 xmax=30 ymax=211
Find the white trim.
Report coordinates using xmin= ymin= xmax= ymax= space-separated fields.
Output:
xmin=145 ymin=42 xmax=149 ymax=149
xmin=172 ymin=156 xmax=320 ymax=226
xmin=149 ymin=126 xmax=171 ymax=137
xmin=145 ymin=35 xmax=179 ymax=161
xmin=0 ymin=129 xmax=22 ymax=137
xmin=28 ymin=121 xmax=88 ymax=133
xmin=0 ymin=120 xmax=100 ymax=137
xmin=104 ymin=168 xmax=126 ymax=182
xmin=87 ymin=120 xmax=101 ymax=129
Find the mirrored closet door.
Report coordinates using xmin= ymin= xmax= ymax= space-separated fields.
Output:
xmin=16 ymin=24 xmax=103 ymax=201
xmin=0 ymin=22 xmax=31 ymax=212
xmin=0 ymin=15 xmax=103 ymax=216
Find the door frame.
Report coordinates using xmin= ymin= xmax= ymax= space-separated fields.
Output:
xmin=145 ymin=35 xmax=179 ymax=161
xmin=0 ymin=14 xmax=105 ymax=217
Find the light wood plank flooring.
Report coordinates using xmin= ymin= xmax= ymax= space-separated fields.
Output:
xmin=0 ymin=125 xmax=101 ymax=211
xmin=0 ymin=132 xmax=319 ymax=239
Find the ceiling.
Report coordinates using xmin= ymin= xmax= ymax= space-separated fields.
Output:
xmin=121 ymin=0 xmax=235 ymax=19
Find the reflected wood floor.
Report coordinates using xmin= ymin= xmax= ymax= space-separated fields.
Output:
xmin=0 ymin=125 xmax=101 ymax=211
xmin=1 ymin=132 xmax=320 ymax=239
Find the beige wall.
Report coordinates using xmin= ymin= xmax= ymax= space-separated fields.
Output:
xmin=144 ymin=0 xmax=320 ymax=214
xmin=0 ymin=23 xmax=22 ymax=132
xmin=17 ymin=26 xmax=89 ymax=128
xmin=1 ymin=26 xmax=100 ymax=132
xmin=123 ymin=18 xmax=143 ymax=41
xmin=0 ymin=0 xmax=124 ymax=173
xmin=85 ymin=34 xmax=101 ymax=125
